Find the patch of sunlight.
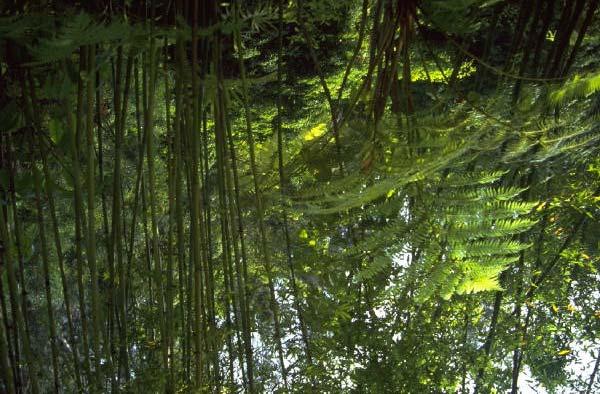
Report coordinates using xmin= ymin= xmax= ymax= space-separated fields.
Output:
xmin=304 ymin=122 xmax=327 ymax=141
xmin=457 ymin=274 xmax=503 ymax=294
xmin=411 ymin=60 xmax=476 ymax=83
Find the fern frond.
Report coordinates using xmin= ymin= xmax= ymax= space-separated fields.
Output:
xmin=549 ymin=72 xmax=600 ymax=105
xmin=445 ymin=200 xmax=537 ymax=220
xmin=444 ymin=170 xmax=507 ymax=187
xmin=455 ymin=272 xmax=503 ymax=294
xmin=355 ymin=255 xmax=392 ymax=283
xmin=448 ymin=218 xmax=536 ymax=241
xmin=29 ymin=14 xmax=131 ymax=64
xmin=450 ymin=239 xmax=527 ymax=258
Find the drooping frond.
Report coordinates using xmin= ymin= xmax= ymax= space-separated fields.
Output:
xmin=549 ymin=72 xmax=600 ymax=105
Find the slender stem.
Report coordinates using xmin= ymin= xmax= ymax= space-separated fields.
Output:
xmin=232 ymin=2 xmax=288 ymax=388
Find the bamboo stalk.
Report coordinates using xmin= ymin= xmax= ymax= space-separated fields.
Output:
xmin=0 ymin=161 xmax=39 ymax=394
xmin=71 ymin=52 xmax=93 ymax=386
xmin=163 ymin=38 xmax=176 ymax=393
xmin=142 ymin=25 xmax=169 ymax=384
xmin=84 ymin=44 xmax=103 ymax=392
xmin=231 ymin=3 xmax=288 ymax=388
xmin=0 ymin=284 xmax=15 ymax=394
xmin=32 ymin=146 xmax=61 ymax=393
xmin=0 ymin=273 xmax=17 ymax=393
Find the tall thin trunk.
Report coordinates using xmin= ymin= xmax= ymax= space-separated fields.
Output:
xmin=42 ymin=149 xmax=83 ymax=392
xmin=0 ymin=174 xmax=39 ymax=394
xmin=474 ymin=291 xmax=503 ymax=394
xmin=112 ymin=49 xmax=134 ymax=385
xmin=0 ymin=287 xmax=15 ymax=394
xmin=84 ymin=45 xmax=103 ymax=391
xmin=586 ymin=347 xmax=600 ymax=394
xmin=26 ymin=66 xmax=85 ymax=392
xmin=232 ymin=3 xmax=288 ymax=388
xmin=143 ymin=25 xmax=169 ymax=383
xmin=20 ymin=73 xmax=61 ymax=393
xmin=97 ymin=61 xmax=115 ymax=385
xmin=70 ymin=54 xmax=92 ymax=386
xmin=189 ymin=1 xmax=212 ymax=386
xmin=32 ymin=147 xmax=60 ymax=393
xmin=0 ymin=275 xmax=17 ymax=393
xmin=214 ymin=88 xmax=237 ymax=387
xmin=225 ymin=112 xmax=255 ymax=391
xmin=5 ymin=129 xmax=29 ymax=391
xmin=173 ymin=25 xmax=188 ymax=385
xmin=223 ymin=119 xmax=249 ymax=390
xmin=275 ymin=0 xmax=314 ymax=382
xmin=163 ymin=39 xmax=175 ymax=393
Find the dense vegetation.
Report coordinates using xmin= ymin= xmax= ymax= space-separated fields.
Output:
xmin=1 ymin=0 xmax=600 ymax=392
